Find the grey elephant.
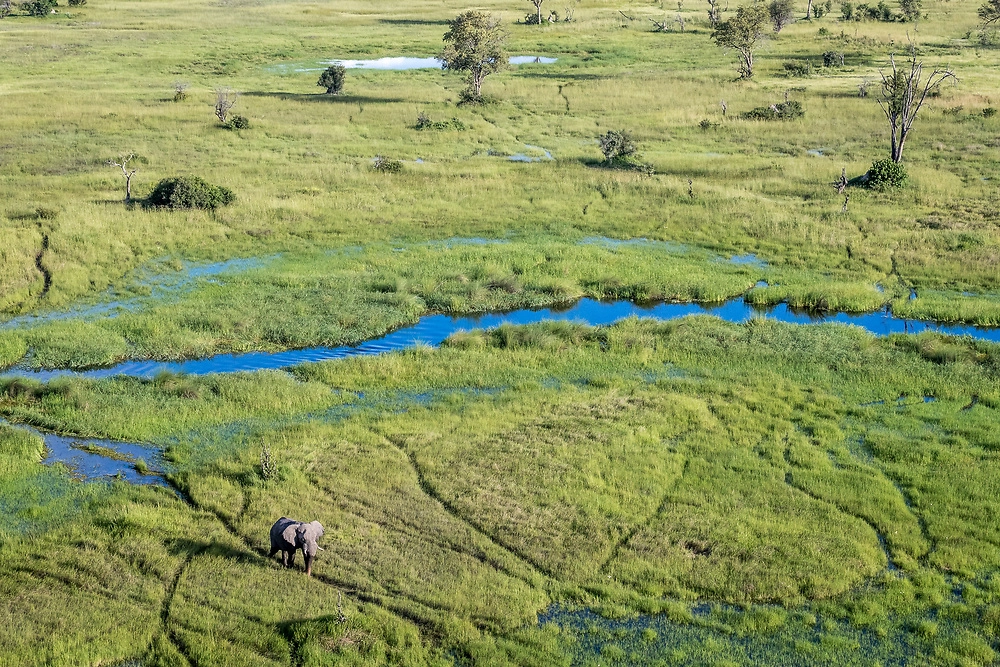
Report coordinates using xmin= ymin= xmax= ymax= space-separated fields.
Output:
xmin=269 ymin=517 xmax=325 ymax=576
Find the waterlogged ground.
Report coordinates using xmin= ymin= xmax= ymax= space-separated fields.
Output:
xmin=5 ymin=0 xmax=1000 ymax=664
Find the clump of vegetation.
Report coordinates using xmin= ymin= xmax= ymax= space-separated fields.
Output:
xmin=226 ymin=114 xmax=250 ymax=130
xmin=876 ymin=50 xmax=956 ymax=163
xmin=260 ymin=443 xmax=277 ymax=481
xmin=0 ymin=0 xmax=11 ymax=18
xmin=866 ymin=158 xmax=908 ymax=190
xmin=984 ymin=107 xmax=997 ymax=118
xmin=823 ymin=51 xmax=845 ymax=67
xmin=317 ymin=64 xmax=346 ymax=95
xmin=783 ymin=61 xmax=812 ymax=77
xmin=741 ymin=100 xmax=804 ymax=120
xmin=712 ymin=2 xmax=770 ymax=78
xmin=172 ymin=82 xmax=189 ymax=102
xmin=441 ymin=10 xmax=508 ymax=104
xmin=146 ymin=176 xmax=235 ymax=209
xmin=21 ymin=0 xmax=56 ymax=16
xmin=415 ymin=112 xmax=466 ymax=131
xmin=214 ymin=87 xmax=239 ymax=125
xmin=598 ymin=130 xmax=654 ymax=175
xmin=66 ymin=0 xmax=84 ymax=6
xmin=371 ymin=155 xmax=403 ymax=173
xmin=768 ymin=0 xmax=794 ymax=32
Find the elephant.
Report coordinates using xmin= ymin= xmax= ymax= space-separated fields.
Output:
xmin=269 ymin=517 xmax=324 ymax=576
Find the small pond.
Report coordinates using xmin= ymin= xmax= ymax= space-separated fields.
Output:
xmin=267 ymin=56 xmax=557 ymax=73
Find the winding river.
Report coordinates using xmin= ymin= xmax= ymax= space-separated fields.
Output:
xmin=3 ymin=297 xmax=999 ymax=382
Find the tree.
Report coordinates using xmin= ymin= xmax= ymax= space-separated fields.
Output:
xmin=979 ymin=0 xmax=1000 ymax=26
xmin=107 ymin=153 xmax=138 ymax=203
xmin=317 ymin=65 xmax=346 ymax=95
xmin=599 ymin=130 xmax=638 ymax=163
xmin=0 ymin=0 xmax=12 ymax=18
xmin=214 ymin=87 xmax=239 ymax=124
xmin=21 ymin=0 xmax=56 ymax=16
xmin=768 ymin=0 xmax=794 ymax=31
xmin=712 ymin=3 xmax=770 ymax=79
xmin=706 ymin=0 xmax=721 ymax=27
xmin=527 ymin=0 xmax=544 ymax=25
xmin=876 ymin=49 xmax=955 ymax=163
xmin=441 ymin=11 xmax=508 ymax=104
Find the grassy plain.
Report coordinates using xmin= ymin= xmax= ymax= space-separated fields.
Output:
xmin=3 ymin=0 xmax=1000 ymax=664
xmin=3 ymin=319 xmax=1000 ymax=664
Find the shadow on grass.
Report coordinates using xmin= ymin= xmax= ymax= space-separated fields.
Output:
xmin=167 ymin=538 xmax=262 ymax=564
xmin=378 ymin=18 xmax=450 ymax=25
xmin=244 ymin=91 xmax=407 ymax=104
xmin=515 ymin=72 xmax=608 ymax=82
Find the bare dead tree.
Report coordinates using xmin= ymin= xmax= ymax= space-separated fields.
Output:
xmin=527 ymin=0 xmax=544 ymax=25
xmin=707 ymin=0 xmax=721 ymax=27
xmin=107 ymin=153 xmax=139 ymax=202
xmin=876 ymin=49 xmax=956 ymax=163
xmin=675 ymin=12 xmax=685 ymax=30
xmin=720 ymin=99 xmax=727 ymax=116
xmin=173 ymin=81 xmax=190 ymax=102
xmin=214 ymin=87 xmax=239 ymax=125
xmin=836 ymin=167 xmax=848 ymax=194
xmin=806 ymin=0 xmax=813 ymax=19
xmin=618 ymin=9 xmax=635 ymax=20
xmin=650 ymin=17 xmax=670 ymax=31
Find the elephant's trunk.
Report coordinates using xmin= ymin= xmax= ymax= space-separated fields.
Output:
xmin=303 ymin=552 xmax=314 ymax=577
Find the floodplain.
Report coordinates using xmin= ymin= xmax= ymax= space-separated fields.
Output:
xmin=2 ymin=0 xmax=1000 ymax=664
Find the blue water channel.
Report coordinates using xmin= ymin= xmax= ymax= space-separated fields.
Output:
xmin=4 ymin=297 xmax=1000 ymax=382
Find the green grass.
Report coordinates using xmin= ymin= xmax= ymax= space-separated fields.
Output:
xmin=4 ymin=0 xmax=1000 ymax=663
xmin=3 ymin=317 xmax=1000 ymax=664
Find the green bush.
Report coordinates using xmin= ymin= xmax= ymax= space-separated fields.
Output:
xmin=371 ymin=155 xmax=403 ymax=173
xmin=783 ymin=61 xmax=812 ymax=77
xmin=226 ymin=115 xmax=250 ymax=130
xmin=21 ymin=0 xmax=56 ymax=16
xmin=415 ymin=112 xmax=466 ymax=130
xmin=317 ymin=64 xmax=346 ymax=95
xmin=866 ymin=159 xmax=907 ymax=191
xmin=823 ymin=51 xmax=844 ymax=67
xmin=66 ymin=0 xmax=85 ymax=6
xmin=146 ymin=176 xmax=236 ymax=209
xmin=741 ymin=100 xmax=804 ymax=120
xmin=599 ymin=129 xmax=638 ymax=163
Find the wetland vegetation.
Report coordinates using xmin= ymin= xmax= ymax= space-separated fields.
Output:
xmin=2 ymin=0 xmax=1000 ymax=664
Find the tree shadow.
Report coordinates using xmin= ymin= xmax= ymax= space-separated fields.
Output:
xmin=378 ymin=18 xmax=450 ymax=25
xmin=166 ymin=538 xmax=264 ymax=563
xmin=514 ymin=72 xmax=609 ymax=82
xmin=243 ymin=91 xmax=407 ymax=104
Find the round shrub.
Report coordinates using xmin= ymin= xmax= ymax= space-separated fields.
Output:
xmin=599 ymin=129 xmax=637 ymax=163
xmin=867 ymin=159 xmax=907 ymax=191
xmin=317 ymin=65 xmax=346 ymax=95
xmin=227 ymin=114 xmax=250 ymax=130
xmin=146 ymin=176 xmax=235 ymax=210
xmin=371 ymin=155 xmax=403 ymax=173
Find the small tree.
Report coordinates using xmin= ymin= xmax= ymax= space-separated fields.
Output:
xmin=441 ymin=11 xmax=509 ymax=104
xmin=173 ymin=81 xmax=189 ymax=102
xmin=769 ymin=0 xmax=794 ymax=31
xmin=214 ymin=87 xmax=239 ymax=125
xmin=899 ymin=0 xmax=920 ymax=20
xmin=712 ymin=3 xmax=771 ymax=79
xmin=979 ymin=0 xmax=1000 ymax=26
xmin=107 ymin=153 xmax=139 ymax=203
xmin=317 ymin=65 xmax=346 ymax=95
xmin=599 ymin=130 xmax=638 ymax=163
xmin=876 ymin=49 xmax=956 ymax=163
xmin=21 ymin=0 xmax=56 ymax=16
xmin=527 ymin=0 xmax=544 ymax=25
xmin=1 ymin=0 xmax=12 ymax=18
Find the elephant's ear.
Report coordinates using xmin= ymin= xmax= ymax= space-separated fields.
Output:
xmin=282 ymin=523 xmax=299 ymax=544
xmin=312 ymin=521 xmax=324 ymax=538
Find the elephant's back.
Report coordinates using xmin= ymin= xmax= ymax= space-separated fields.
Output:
xmin=270 ymin=516 xmax=299 ymax=542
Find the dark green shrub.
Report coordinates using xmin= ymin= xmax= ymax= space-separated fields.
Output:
xmin=823 ymin=51 xmax=845 ymax=67
xmin=67 ymin=0 xmax=85 ymax=6
xmin=21 ymin=0 xmax=56 ymax=16
xmin=227 ymin=114 xmax=250 ymax=130
xmin=769 ymin=0 xmax=794 ymax=31
xmin=741 ymin=100 xmax=804 ymax=120
xmin=867 ymin=159 xmax=907 ymax=191
xmin=371 ymin=155 xmax=403 ymax=173
xmin=783 ymin=61 xmax=812 ymax=77
xmin=146 ymin=176 xmax=235 ymax=209
xmin=317 ymin=65 xmax=346 ymax=95
xmin=899 ymin=0 xmax=920 ymax=20
xmin=415 ymin=112 xmax=466 ymax=130
xmin=841 ymin=1 xmax=853 ymax=19
xmin=984 ymin=107 xmax=997 ymax=118
xmin=599 ymin=129 xmax=638 ymax=163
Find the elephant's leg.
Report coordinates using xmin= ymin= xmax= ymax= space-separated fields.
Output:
xmin=268 ymin=544 xmax=278 ymax=559
xmin=304 ymin=553 xmax=314 ymax=577
xmin=287 ymin=550 xmax=296 ymax=568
